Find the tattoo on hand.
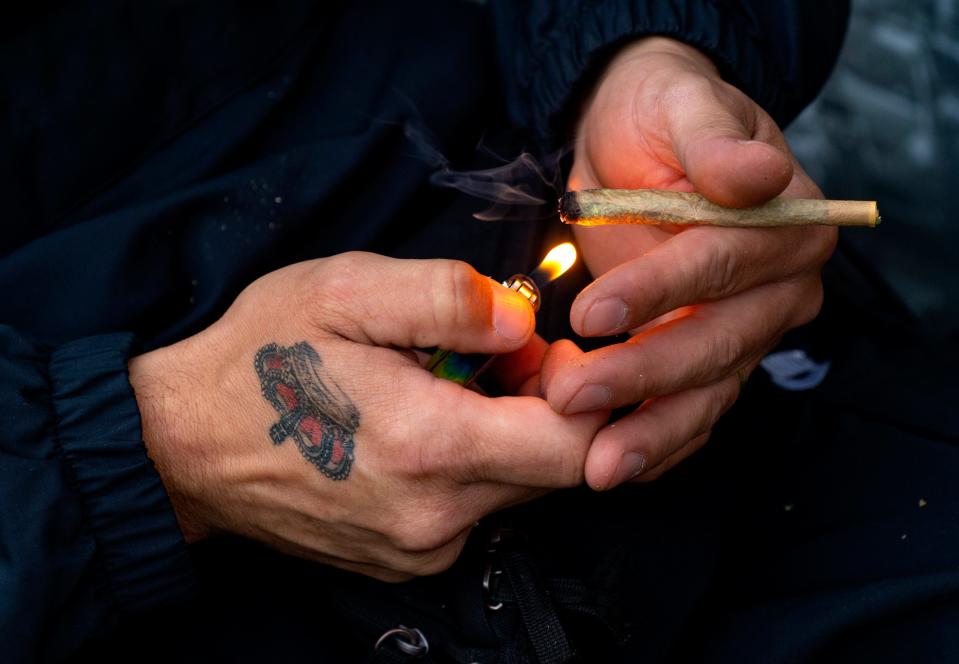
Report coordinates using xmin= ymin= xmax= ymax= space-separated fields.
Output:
xmin=254 ymin=342 xmax=360 ymax=480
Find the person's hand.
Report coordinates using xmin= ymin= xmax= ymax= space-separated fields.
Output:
xmin=129 ymin=253 xmax=605 ymax=581
xmin=543 ymin=37 xmax=836 ymax=489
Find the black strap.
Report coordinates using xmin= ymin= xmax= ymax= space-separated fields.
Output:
xmin=500 ymin=548 xmax=577 ymax=663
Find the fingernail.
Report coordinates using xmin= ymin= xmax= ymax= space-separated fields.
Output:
xmin=492 ymin=285 xmax=533 ymax=342
xmin=582 ymin=297 xmax=628 ymax=336
xmin=612 ymin=452 xmax=647 ymax=487
xmin=564 ymin=383 xmax=611 ymax=414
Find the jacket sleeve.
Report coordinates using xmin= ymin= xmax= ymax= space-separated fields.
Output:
xmin=491 ymin=0 xmax=850 ymax=142
xmin=0 ymin=327 xmax=194 ymax=662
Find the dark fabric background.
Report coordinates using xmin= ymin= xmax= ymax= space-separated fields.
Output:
xmin=1 ymin=1 xmax=956 ymax=662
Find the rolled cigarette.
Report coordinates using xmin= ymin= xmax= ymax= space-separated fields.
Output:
xmin=559 ymin=189 xmax=880 ymax=228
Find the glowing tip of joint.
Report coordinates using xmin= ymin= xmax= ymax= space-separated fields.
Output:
xmin=537 ymin=242 xmax=577 ymax=282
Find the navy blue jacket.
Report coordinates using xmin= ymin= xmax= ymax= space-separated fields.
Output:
xmin=0 ymin=1 xmax=847 ymax=661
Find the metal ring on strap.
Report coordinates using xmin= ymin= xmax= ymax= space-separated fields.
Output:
xmin=483 ymin=560 xmax=504 ymax=611
xmin=374 ymin=625 xmax=429 ymax=657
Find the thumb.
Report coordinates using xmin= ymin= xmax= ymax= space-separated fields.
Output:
xmin=317 ymin=253 xmax=534 ymax=353
xmin=668 ymin=90 xmax=793 ymax=207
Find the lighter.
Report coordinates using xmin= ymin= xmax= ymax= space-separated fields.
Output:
xmin=426 ymin=242 xmax=577 ymax=386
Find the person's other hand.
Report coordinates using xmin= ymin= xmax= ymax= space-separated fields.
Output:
xmin=545 ymin=37 xmax=836 ymax=490
xmin=129 ymin=253 xmax=605 ymax=581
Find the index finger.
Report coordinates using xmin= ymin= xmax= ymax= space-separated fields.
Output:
xmin=570 ymin=221 xmax=835 ymax=337
xmin=427 ymin=377 xmax=607 ymax=487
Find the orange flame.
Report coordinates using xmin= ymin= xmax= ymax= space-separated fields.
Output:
xmin=536 ymin=242 xmax=577 ymax=283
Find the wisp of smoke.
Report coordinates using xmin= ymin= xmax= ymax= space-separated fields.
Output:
xmin=404 ymin=124 xmax=568 ymax=221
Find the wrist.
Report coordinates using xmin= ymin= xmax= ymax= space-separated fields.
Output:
xmin=129 ymin=342 xmax=212 ymax=543
xmin=607 ymin=36 xmax=719 ymax=79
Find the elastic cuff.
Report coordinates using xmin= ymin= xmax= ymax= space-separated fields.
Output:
xmin=49 ymin=333 xmax=195 ymax=613
xmin=520 ymin=0 xmax=784 ymax=141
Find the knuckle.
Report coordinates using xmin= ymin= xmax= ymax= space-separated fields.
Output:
xmin=233 ymin=261 xmax=305 ymax=310
xmin=435 ymin=260 xmax=486 ymax=331
xmin=810 ymin=227 xmax=839 ymax=265
xmin=675 ymin=233 xmax=740 ymax=305
xmin=710 ymin=379 xmax=741 ymax=425
xmin=632 ymin=370 xmax=652 ymax=403
xmin=391 ymin=400 xmax=443 ymax=479
xmin=794 ymin=279 xmax=825 ymax=327
xmin=332 ymin=250 xmax=379 ymax=273
xmin=408 ymin=434 xmax=460 ymax=482
xmin=556 ymin=442 xmax=587 ymax=487
xmin=389 ymin=525 xmax=429 ymax=554
xmin=662 ymin=74 xmax=716 ymax=110
xmin=311 ymin=268 xmax=355 ymax=306
xmin=305 ymin=255 xmax=369 ymax=319
xmin=552 ymin=429 xmax=589 ymax=487
xmin=619 ymin=343 xmax=652 ymax=399
xmin=406 ymin=537 xmax=467 ymax=576
xmin=629 ymin=259 xmax=672 ymax=322
xmin=391 ymin=516 xmax=459 ymax=555
xmin=414 ymin=385 xmax=475 ymax=479
xmin=433 ymin=388 xmax=497 ymax=484
xmin=683 ymin=230 xmax=743 ymax=293
xmin=320 ymin=251 xmax=366 ymax=286
xmin=705 ymin=242 xmax=740 ymax=298
xmin=707 ymin=325 xmax=744 ymax=375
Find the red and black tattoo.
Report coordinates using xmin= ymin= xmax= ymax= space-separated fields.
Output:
xmin=254 ymin=342 xmax=359 ymax=480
